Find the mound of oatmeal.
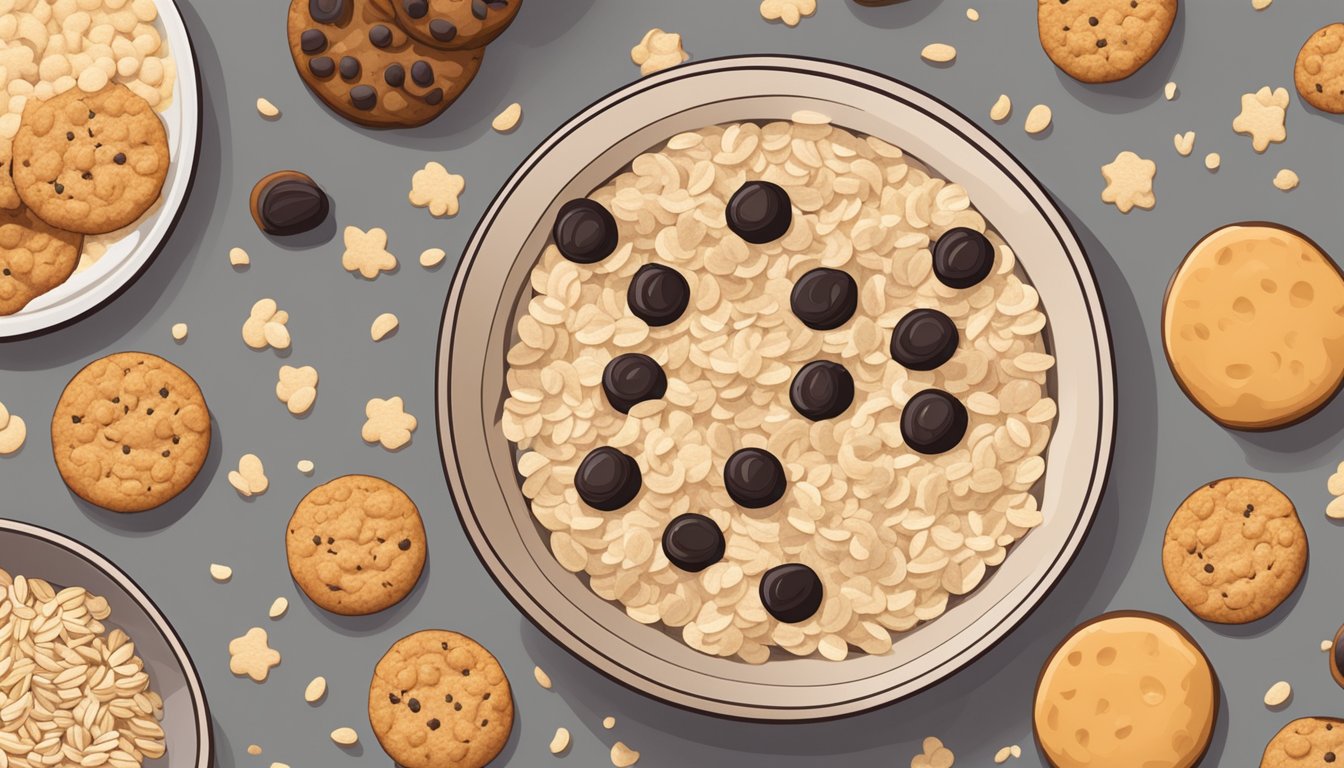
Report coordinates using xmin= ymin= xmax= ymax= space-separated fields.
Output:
xmin=502 ymin=115 xmax=1056 ymax=664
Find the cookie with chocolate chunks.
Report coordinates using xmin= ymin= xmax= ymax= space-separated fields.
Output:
xmin=288 ymin=0 xmax=483 ymax=129
xmin=393 ymin=0 xmax=522 ymax=51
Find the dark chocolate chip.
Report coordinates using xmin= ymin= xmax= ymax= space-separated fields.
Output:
xmin=891 ymin=309 xmax=959 ymax=371
xmin=760 ymin=563 xmax=823 ymax=623
xmin=429 ymin=18 xmax=457 ymax=42
xmin=423 ymin=88 xmax=444 ymax=105
xmin=901 ymin=389 xmax=968 ymax=454
xmin=662 ymin=513 xmax=725 ymax=572
xmin=576 ymin=447 xmax=642 ymax=511
xmin=790 ymin=268 xmax=857 ymax=330
xmin=602 ymin=353 xmax=667 ymax=414
xmin=350 ymin=85 xmax=377 ymax=111
xmin=403 ymin=0 xmax=428 ymax=18
xmin=427 ymin=718 xmax=441 ymax=730
xmin=627 ymin=264 xmax=690 ymax=327
xmin=113 ymin=153 xmax=126 ymax=165
xmin=407 ymin=698 xmax=420 ymax=712
xmin=410 ymin=60 xmax=434 ymax=87
xmin=300 ymin=28 xmax=328 ymax=53
xmin=384 ymin=63 xmax=405 ymax=88
xmin=369 ymin=24 xmax=393 ymax=48
xmin=553 ymin=199 xmax=618 ymax=263
xmin=308 ymin=56 xmax=335 ymax=78
xmin=338 ymin=56 xmax=360 ymax=81
xmin=726 ymin=181 xmax=792 ymax=244
xmin=472 ymin=0 xmax=487 ymax=18
xmin=724 ymin=448 xmax=786 ymax=509
xmin=398 ymin=539 xmax=411 ymax=551
xmin=932 ymin=228 xmax=995 ymax=289
xmin=789 ymin=361 xmax=855 ymax=421
xmin=309 ymin=0 xmax=346 ymax=23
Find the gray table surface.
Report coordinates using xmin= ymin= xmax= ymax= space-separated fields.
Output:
xmin=2 ymin=0 xmax=1342 ymax=765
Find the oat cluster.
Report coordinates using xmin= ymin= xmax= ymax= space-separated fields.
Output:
xmin=503 ymin=119 xmax=1056 ymax=663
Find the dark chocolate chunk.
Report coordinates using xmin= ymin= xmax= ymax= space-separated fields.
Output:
xmin=553 ymin=199 xmax=618 ymax=264
xmin=300 ymin=29 xmax=328 ymax=54
xmin=661 ymin=514 xmax=725 ymax=573
xmin=250 ymin=171 xmax=330 ymax=237
xmin=726 ymin=180 xmax=792 ymax=244
xmin=402 ymin=0 xmax=428 ymax=19
xmin=789 ymin=361 xmax=855 ymax=421
xmin=471 ymin=0 xmax=488 ymax=18
xmin=338 ymin=56 xmax=360 ymax=81
xmin=309 ymin=0 xmax=346 ymax=24
xmin=933 ymin=227 xmax=995 ymax=289
xmin=760 ymin=564 xmax=823 ymax=623
xmin=627 ymin=264 xmax=690 ymax=327
xmin=891 ymin=309 xmax=959 ymax=371
xmin=790 ymin=268 xmax=857 ymax=330
xmin=385 ymin=63 xmax=406 ymax=88
xmin=602 ymin=353 xmax=668 ymax=414
xmin=308 ymin=56 xmax=335 ymax=78
xmin=901 ymin=389 xmax=968 ymax=454
xmin=411 ymin=60 xmax=434 ymax=87
xmin=576 ymin=447 xmax=642 ymax=511
xmin=350 ymin=85 xmax=377 ymax=111
xmin=369 ymin=24 xmax=392 ymax=48
xmin=423 ymin=88 xmax=444 ymax=105
xmin=724 ymin=448 xmax=786 ymax=509
xmin=429 ymin=18 xmax=457 ymax=42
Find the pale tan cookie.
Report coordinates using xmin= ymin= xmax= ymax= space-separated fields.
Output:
xmin=368 ymin=630 xmax=514 ymax=768
xmin=1262 ymin=718 xmax=1344 ymax=767
xmin=1037 ymin=0 xmax=1178 ymax=84
xmin=12 ymin=83 xmax=169 ymax=235
xmin=0 ymin=205 xmax=83 ymax=315
xmin=1034 ymin=611 xmax=1217 ymax=768
xmin=1163 ymin=478 xmax=1306 ymax=623
xmin=51 ymin=352 xmax=211 ymax=513
xmin=1162 ymin=223 xmax=1344 ymax=430
xmin=1296 ymin=24 xmax=1344 ymax=114
xmin=286 ymin=475 xmax=427 ymax=616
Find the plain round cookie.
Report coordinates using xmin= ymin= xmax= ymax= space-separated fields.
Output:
xmin=12 ymin=83 xmax=169 ymax=235
xmin=368 ymin=630 xmax=514 ymax=768
xmin=1162 ymin=477 xmax=1306 ymax=624
xmin=1263 ymin=718 xmax=1344 ymax=767
xmin=1163 ymin=223 xmax=1344 ymax=430
xmin=1037 ymin=0 xmax=1179 ymax=84
xmin=1034 ymin=611 xmax=1217 ymax=768
xmin=288 ymin=0 xmax=484 ymax=129
xmin=1296 ymin=24 xmax=1344 ymax=114
xmin=51 ymin=352 xmax=211 ymax=513
xmin=392 ymin=0 xmax=522 ymax=51
xmin=286 ymin=474 xmax=427 ymax=615
xmin=0 ymin=206 xmax=83 ymax=315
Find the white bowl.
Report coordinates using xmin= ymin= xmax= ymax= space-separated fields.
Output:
xmin=0 ymin=519 xmax=212 ymax=765
xmin=438 ymin=56 xmax=1115 ymax=720
xmin=0 ymin=0 xmax=202 ymax=340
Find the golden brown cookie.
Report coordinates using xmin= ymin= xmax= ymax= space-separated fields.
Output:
xmin=0 ymin=205 xmax=82 ymax=315
xmin=286 ymin=475 xmax=427 ymax=616
xmin=1163 ymin=223 xmax=1344 ymax=430
xmin=12 ymin=84 xmax=169 ymax=235
xmin=1034 ymin=611 xmax=1217 ymax=768
xmin=51 ymin=352 xmax=211 ymax=513
xmin=1162 ymin=478 xmax=1306 ymax=624
xmin=392 ymin=0 xmax=522 ymax=51
xmin=1037 ymin=0 xmax=1178 ymax=84
xmin=1296 ymin=24 xmax=1344 ymax=114
xmin=368 ymin=630 xmax=514 ymax=768
xmin=1262 ymin=718 xmax=1344 ymax=767
xmin=288 ymin=0 xmax=484 ymax=129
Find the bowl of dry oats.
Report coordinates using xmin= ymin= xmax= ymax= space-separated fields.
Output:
xmin=0 ymin=519 xmax=211 ymax=765
xmin=439 ymin=56 xmax=1115 ymax=720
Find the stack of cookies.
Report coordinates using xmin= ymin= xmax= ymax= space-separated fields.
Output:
xmin=287 ymin=0 xmax=522 ymax=129
xmin=0 ymin=83 xmax=170 ymax=315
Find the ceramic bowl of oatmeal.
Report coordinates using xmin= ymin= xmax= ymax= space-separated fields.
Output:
xmin=438 ymin=56 xmax=1114 ymax=720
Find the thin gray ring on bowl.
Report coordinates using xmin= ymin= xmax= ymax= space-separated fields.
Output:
xmin=437 ymin=55 xmax=1116 ymax=721
xmin=0 ymin=518 xmax=213 ymax=766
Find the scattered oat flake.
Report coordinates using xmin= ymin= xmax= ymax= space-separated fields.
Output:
xmin=603 ymin=716 xmax=616 ymax=729
xmin=297 ymin=459 xmax=315 ymax=474
xmin=1273 ymin=169 xmax=1299 ymax=191
xmin=611 ymin=742 xmax=640 ymax=767
xmin=271 ymin=763 xmax=289 ymax=768
xmin=269 ymin=597 xmax=289 ymax=618
xmin=248 ymin=745 xmax=262 ymax=756
xmin=549 ymin=727 xmax=571 ymax=755
xmin=362 ymin=396 xmax=417 ymax=450
xmin=0 ymin=412 xmax=25 ymax=456
xmin=420 ymin=247 xmax=447 ymax=268
xmin=171 ymin=322 xmax=188 ymax=341
xmin=1165 ymin=82 xmax=1177 ymax=100
xmin=492 ymin=102 xmax=522 ymax=132
xmin=230 ymin=628 xmax=281 ymax=682
xmin=966 ymin=8 xmax=979 ymax=21
xmin=409 ymin=162 xmax=465 ymax=218
xmin=1327 ymin=461 xmax=1344 ymax=518
xmin=1253 ymin=0 xmax=1271 ymax=9
xmin=276 ymin=365 xmax=319 ymax=415
xmin=1205 ymin=152 xmax=1222 ymax=171
xmin=911 ymin=737 xmax=955 ymax=768
xmin=1323 ymin=640 xmax=1334 ymax=652
xmin=210 ymin=563 xmax=233 ymax=582
xmin=990 ymin=94 xmax=1011 ymax=122
xmin=331 ymin=727 xmax=358 ymax=746
xmin=256 ymin=97 xmax=280 ymax=118
xmin=228 ymin=453 xmax=270 ymax=497
xmin=1174 ymin=131 xmax=1196 ymax=156
xmin=760 ymin=0 xmax=815 ymax=27
xmin=305 ymin=676 xmax=327 ymax=703
xmin=229 ymin=247 xmax=250 ymax=267
xmin=994 ymin=746 xmax=1013 ymax=763
xmin=792 ymin=109 xmax=831 ymax=125
xmin=534 ymin=665 xmax=552 ymax=689
xmin=342 ymin=226 xmax=398 ymax=279
xmin=1101 ymin=151 xmax=1156 ymax=213
xmin=921 ymin=43 xmax=956 ymax=63
xmin=1233 ymin=86 xmax=1290 ymax=152
xmin=631 ymin=28 xmax=688 ymax=76
xmin=371 ymin=313 xmax=399 ymax=341
xmin=1265 ymin=680 xmax=1292 ymax=707
xmin=1024 ymin=104 xmax=1052 ymax=134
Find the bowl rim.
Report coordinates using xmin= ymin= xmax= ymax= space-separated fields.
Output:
xmin=0 ymin=517 xmax=214 ymax=765
xmin=437 ymin=54 xmax=1116 ymax=721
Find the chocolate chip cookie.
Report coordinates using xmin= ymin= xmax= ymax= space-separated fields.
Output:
xmin=12 ymin=84 xmax=169 ymax=235
xmin=0 ymin=205 xmax=83 ymax=315
xmin=1037 ymin=0 xmax=1178 ymax=84
xmin=51 ymin=352 xmax=211 ymax=513
xmin=1262 ymin=718 xmax=1344 ymax=767
xmin=1162 ymin=478 xmax=1307 ymax=624
xmin=288 ymin=0 xmax=484 ymax=129
xmin=1296 ymin=24 xmax=1344 ymax=114
xmin=392 ymin=0 xmax=521 ymax=51
xmin=369 ymin=630 xmax=514 ymax=768
xmin=286 ymin=475 xmax=427 ymax=615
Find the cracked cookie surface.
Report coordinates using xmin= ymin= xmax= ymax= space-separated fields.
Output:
xmin=286 ymin=474 xmax=427 ymax=615
xmin=1037 ymin=0 xmax=1177 ymax=83
xmin=51 ymin=352 xmax=211 ymax=512
xmin=1162 ymin=477 xmax=1306 ymax=624
xmin=368 ymin=630 xmax=514 ymax=768
xmin=0 ymin=206 xmax=82 ymax=315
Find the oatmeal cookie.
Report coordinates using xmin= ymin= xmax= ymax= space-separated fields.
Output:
xmin=1262 ymin=718 xmax=1344 ymax=767
xmin=0 ymin=144 xmax=20 ymax=211
xmin=286 ymin=474 xmax=427 ymax=615
xmin=392 ymin=0 xmax=522 ymax=51
xmin=51 ymin=352 xmax=211 ymax=513
xmin=1037 ymin=0 xmax=1178 ymax=83
xmin=12 ymin=84 xmax=169 ymax=235
xmin=1296 ymin=23 xmax=1344 ymax=114
xmin=369 ymin=630 xmax=514 ymax=768
xmin=1162 ymin=478 xmax=1307 ymax=623
xmin=0 ymin=205 xmax=83 ymax=315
